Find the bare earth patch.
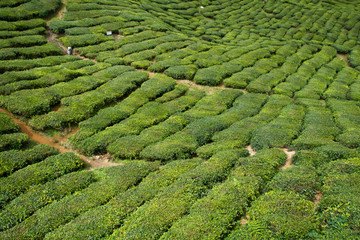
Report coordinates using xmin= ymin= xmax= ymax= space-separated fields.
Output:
xmin=88 ymin=154 xmax=124 ymax=169
xmin=279 ymin=148 xmax=296 ymax=170
xmin=313 ymin=191 xmax=323 ymax=208
xmin=176 ymin=79 xmax=234 ymax=95
xmin=246 ymin=145 xmax=257 ymax=156
xmin=240 ymin=214 xmax=250 ymax=225
xmin=0 ymin=107 xmax=120 ymax=169
xmin=337 ymin=53 xmax=351 ymax=67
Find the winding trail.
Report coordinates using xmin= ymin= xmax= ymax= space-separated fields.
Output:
xmin=279 ymin=148 xmax=296 ymax=170
xmin=0 ymin=107 xmax=122 ymax=169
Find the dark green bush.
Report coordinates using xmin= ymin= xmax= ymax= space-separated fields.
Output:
xmin=0 ymin=0 xmax=61 ymax=21
xmin=29 ymin=70 xmax=145 ymax=130
xmin=0 ymin=55 xmax=80 ymax=73
xmin=71 ymin=74 xmax=177 ymax=144
xmin=0 ymin=112 xmax=19 ymax=133
xmin=292 ymin=150 xmax=329 ymax=168
xmin=250 ymin=104 xmax=305 ymax=150
xmin=314 ymin=143 xmax=359 ymax=161
xmin=0 ymin=133 xmax=28 ymax=151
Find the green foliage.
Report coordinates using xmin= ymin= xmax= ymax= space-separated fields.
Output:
xmin=265 ymin=165 xmax=319 ymax=200
xmin=0 ymin=112 xmax=19 ymax=133
xmin=292 ymin=104 xmax=340 ymax=150
xmin=292 ymin=150 xmax=329 ymax=168
xmin=250 ymin=104 xmax=305 ymax=150
xmin=183 ymin=89 xmax=242 ymax=119
xmin=43 ymin=158 xmax=203 ymax=240
xmin=328 ymin=99 xmax=360 ymax=148
xmin=0 ymin=0 xmax=61 ymax=21
xmin=71 ymin=74 xmax=177 ymax=144
xmin=164 ymin=64 xmax=197 ymax=80
xmin=349 ymin=45 xmax=360 ymax=68
xmin=29 ymin=70 xmax=146 ymax=130
xmin=108 ymin=150 xmax=245 ymax=239
xmin=0 ymin=144 xmax=58 ymax=177
xmin=228 ymin=191 xmax=317 ymax=239
xmin=0 ymin=55 xmax=80 ymax=73
xmin=0 ymin=152 xmax=84 ymax=208
xmin=0 ymin=68 xmax=82 ymax=95
xmin=0 ymin=161 xmax=159 ymax=240
xmin=0 ymin=133 xmax=28 ymax=151
xmin=60 ymin=34 xmax=113 ymax=48
xmin=1 ymin=65 xmax=130 ymax=117
xmin=193 ymin=63 xmax=243 ymax=86
xmin=0 ymin=35 xmax=46 ymax=48
xmin=318 ymin=158 xmax=360 ymax=238
xmin=0 ymin=170 xmax=95 ymax=231
xmin=107 ymin=101 xmax=197 ymax=159
xmin=314 ymin=143 xmax=359 ymax=161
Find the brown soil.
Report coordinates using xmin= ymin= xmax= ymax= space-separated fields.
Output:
xmin=46 ymin=29 xmax=67 ymax=55
xmin=52 ymin=105 xmax=61 ymax=111
xmin=279 ymin=148 xmax=296 ymax=170
xmin=337 ymin=53 xmax=351 ymax=67
xmin=46 ymin=0 xmax=67 ymax=24
xmin=313 ymin=191 xmax=323 ymax=208
xmin=148 ymin=71 xmax=156 ymax=78
xmin=240 ymin=215 xmax=250 ymax=225
xmin=114 ymin=34 xmax=123 ymax=40
xmin=176 ymin=79 xmax=236 ymax=95
xmin=88 ymin=154 xmax=124 ymax=169
xmin=246 ymin=145 xmax=256 ymax=156
xmin=0 ymin=107 xmax=120 ymax=169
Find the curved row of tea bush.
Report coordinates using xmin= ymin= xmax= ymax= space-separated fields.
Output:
xmin=0 ymin=152 xmax=84 ymax=208
xmin=29 ymin=70 xmax=148 ymax=130
xmin=108 ymin=149 xmax=248 ymax=239
xmin=0 ymin=161 xmax=159 ymax=240
xmin=43 ymin=158 xmax=204 ymax=239
xmin=0 ymin=144 xmax=58 ymax=177
xmin=161 ymin=148 xmax=286 ymax=239
xmin=70 ymin=74 xmax=178 ymax=145
xmin=0 ymin=65 xmax=131 ymax=117
xmin=0 ymin=170 xmax=95 ymax=231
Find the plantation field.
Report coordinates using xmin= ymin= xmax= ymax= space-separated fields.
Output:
xmin=0 ymin=0 xmax=360 ymax=239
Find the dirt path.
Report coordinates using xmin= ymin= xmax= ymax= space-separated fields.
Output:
xmin=279 ymin=148 xmax=296 ymax=170
xmin=46 ymin=30 xmax=67 ymax=54
xmin=246 ymin=145 xmax=256 ymax=156
xmin=337 ymin=53 xmax=351 ymax=67
xmin=313 ymin=191 xmax=323 ymax=208
xmin=46 ymin=0 xmax=67 ymax=24
xmin=240 ymin=214 xmax=250 ymax=225
xmin=176 ymin=79 xmax=238 ymax=95
xmin=0 ymin=107 xmax=122 ymax=169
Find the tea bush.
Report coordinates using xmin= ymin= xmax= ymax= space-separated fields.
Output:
xmin=0 ymin=144 xmax=58 ymax=177
xmin=0 ymin=170 xmax=95 ymax=231
xmin=44 ymin=158 xmax=204 ymax=240
xmin=0 ymin=161 xmax=159 ymax=240
xmin=0 ymin=152 xmax=84 ymax=207
xmin=108 ymin=150 xmax=245 ymax=239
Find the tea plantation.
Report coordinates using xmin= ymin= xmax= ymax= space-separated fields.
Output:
xmin=0 ymin=0 xmax=360 ymax=239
